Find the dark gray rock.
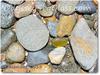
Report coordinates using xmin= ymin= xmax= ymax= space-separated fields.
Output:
xmin=1 ymin=2 xmax=15 ymax=28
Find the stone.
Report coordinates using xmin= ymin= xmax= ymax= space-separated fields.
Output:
xmin=27 ymin=45 xmax=54 ymax=67
xmin=15 ymin=15 xmax=49 ymax=51
xmin=6 ymin=42 xmax=25 ymax=63
xmin=57 ymin=0 xmax=79 ymax=15
xmin=39 ymin=5 xmax=55 ymax=17
xmin=57 ymin=14 xmax=77 ymax=37
xmin=0 ymin=29 xmax=16 ymax=52
xmin=0 ymin=53 xmax=6 ymax=61
xmin=14 ymin=2 xmax=34 ymax=18
xmin=51 ymin=38 xmax=69 ymax=47
xmin=93 ymin=0 xmax=98 ymax=5
xmin=48 ymin=47 xmax=66 ymax=64
xmin=1 ymin=2 xmax=15 ymax=28
xmin=0 ymin=61 xmax=8 ymax=69
xmin=70 ymin=18 xmax=97 ymax=70
xmin=3 ymin=63 xmax=28 ymax=73
xmin=3 ymin=0 xmax=24 ymax=5
xmin=29 ymin=64 xmax=52 ymax=73
xmin=35 ymin=0 xmax=46 ymax=9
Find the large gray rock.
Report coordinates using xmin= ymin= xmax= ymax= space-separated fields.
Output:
xmin=15 ymin=15 xmax=49 ymax=51
xmin=0 ymin=29 xmax=16 ymax=52
xmin=1 ymin=2 xmax=15 ymax=28
xmin=70 ymin=18 xmax=97 ymax=70
xmin=27 ymin=45 xmax=54 ymax=67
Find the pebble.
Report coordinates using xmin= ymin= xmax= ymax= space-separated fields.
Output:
xmin=29 ymin=64 xmax=52 ymax=73
xmin=39 ymin=5 xmax=55 ymax=17
xmin=93 ymin=0 xmax=98 ymax=5
xmin=27 ymin=45 xmax=54 ymax=67
xmin=70 ymin=18 xmax=97 ymax=70
xmin=48 ymin=47 xmax=66 ymax=64
xmin=0 ymin=29 xmax=16 ymax=52
xmin=57 ymin=14 xmax=77 ymax=37
xmin=75 ymin=1 xmax=96 ymax=14
xmin=1 ymin=2 xmax=15 ymax=28
xmin=57 ymin=0 xmax=79 ymax=15
xmin=3 ymin=0 xmax=24 ymax=5
xmin=0 ymin=61 xmax=8 ymax=69
xmin=14 ymin=2 xmax=34 ymax=18
xmin=6 ymin=42 xmax=25 ymax=63
xmin=0 ymin=53 xmax=6 ymax=61
xmin=3 ymin=63 xmax=28 ymax=73
xmin=15 ymin=15 xmax=49 ymax=51
xmin=35 ymin=0 xmax=46 ymax=9
xmin=51 ymin=38 xmax=69 ymax=47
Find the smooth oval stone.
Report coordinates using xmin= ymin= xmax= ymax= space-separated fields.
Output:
xmin=70 ymin=18 xmax=97 ymax=70
xmin=1 ymin=2 xmax=15 ymax=28
xmin=51 ymin=38 xmax=69 ymax=47
xmin=29 ymin=64 xmax=52 ymax=73
xmin=15 ymin=15 xmax=49 ymax=51
xmin=3 ymin=0 xmax=24 ymax=5
xmin=57 ymin=14 xmax=77 ymax=37
xmin=35 ymin=0 xmax=46 ymax=9
xmin=14 ymin=2 xmax=34 ymax=18
xmin=48 ymin=47 xmax=66 ymax=64
xmin=39 ymin=5 xmax=55 ymax=17
xmin=27 ymin=45 xmax=54 ymax=67
xmin=75 ymin=1 xmax=96 ymax=14
xmin=57 ymin=0 xmax=79 ymax=15
xmin=0 ymin=29 xmax=16 ymax=52
xmin=47 ymin=21 xmax=58 ymax=37
xmin=6 ymin=42 xmax=25 ymax=63
xmin=3 ymin=63 xmax=28 ymax=73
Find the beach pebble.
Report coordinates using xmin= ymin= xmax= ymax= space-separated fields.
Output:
xmin=0 ymin=61 xmax=8 ymax=69
xmin=48 ymin=47 xmax=66 ymax=64
xmin=27 ymin=45 xmax=54 ymax=67
xmin=39 ymin=5 xmax=55 ymax=17
xmin=15 ymin=15 xmax=49 ymax=51
xmin=14 ymin=2 xmax=34 ymax=18
xmin=0 ymin=29 xmax=16 ymax=52
xmin=1 ymin=2 xmax=15 ymax=28
xmin=57 ymin=0 xmax=79 ymax=15
xmin=6 ymin=42 xmax=25 ymax=63
xmin=3 ymin=0 xmax=24 ymax=5
xmin=70 ymin=18 xmax=97 ymax=70
xmin=29 ymin=64 xmax=52 ymax=73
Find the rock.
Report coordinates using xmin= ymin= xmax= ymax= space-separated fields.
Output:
xmin=70 ymin=18 xmax=97 ymax=70
xmin=0 ymin=29 xmax=16 ymax=52
xmin=0 ymin=61 xmax=8 ymax=69
xmin=39 ymin=5 xmax=55 ymax=17
xmin=27 ymin=45 xmax=54 ymax=67
xmin=29 ymin=64 xmax=52 ymax=73
xmin=35 ymin=0 xmax=46 ymax=9
xmin=14 ymin=2 xmax=34 ymax=18
xmin=51 ymin=38 xmax=69 ymax=47
xmin=47 ymin=21 xmax=58 ymax=37
xmin=57 ymin=0 xmax=79 ymax=15
xmin=0 ymin=53 xmax=6 ymax=61
xmin=57 ymin=14 xmax=77 ymax=37
xmin=6 ymin=42 xmax=25 ymax=63
xmin=1 ymin=2 xmax=15 ymax=28
xmin=93 ymin=0 xmax=98 ymax=5
xmin=3 ymin=63 xmax=28 ymax=73
xmin=3 ymin=0 xmax=24 ymax=5
xmin=48 ymin=47 xmax=66 ymax=64
xmin=15 ymin=15 xmax=49 ymax=51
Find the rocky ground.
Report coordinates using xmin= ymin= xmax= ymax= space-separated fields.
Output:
xmin=0 ymin=0 xmax=98 ymax=73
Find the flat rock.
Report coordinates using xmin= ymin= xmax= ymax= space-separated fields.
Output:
xmin=0 ymin=29 xmax=16 ymax=52
xmin=6 ymin=42 xmax=25 ymax=63
xmin=1 ymin=2 xmax=15 ymax=28
xmin=70 ymin=18 xmax=97 ymax=70
xmin=48 ymin=47 xmax=66 ymax=64
xmin=15 ymin=15 xmax=49 ymax=51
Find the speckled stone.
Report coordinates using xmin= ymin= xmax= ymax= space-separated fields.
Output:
xmin=1 ymin=2 xmax=15 ymax=28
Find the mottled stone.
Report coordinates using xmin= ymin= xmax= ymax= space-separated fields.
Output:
xmin=0 ymin=29 xmax=16 ymax=52
xmin=29 ymin=64 xmax=52 ymax=73
xmin=1 ymin=2 xmax=15 ymax=28
xmin=70 ymin=18 xmax=97 ymax=70
xmin=6 ymin=42 xmax=25 ymax=63
xmin=15 ymin=15 xmax=49 ymax=51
